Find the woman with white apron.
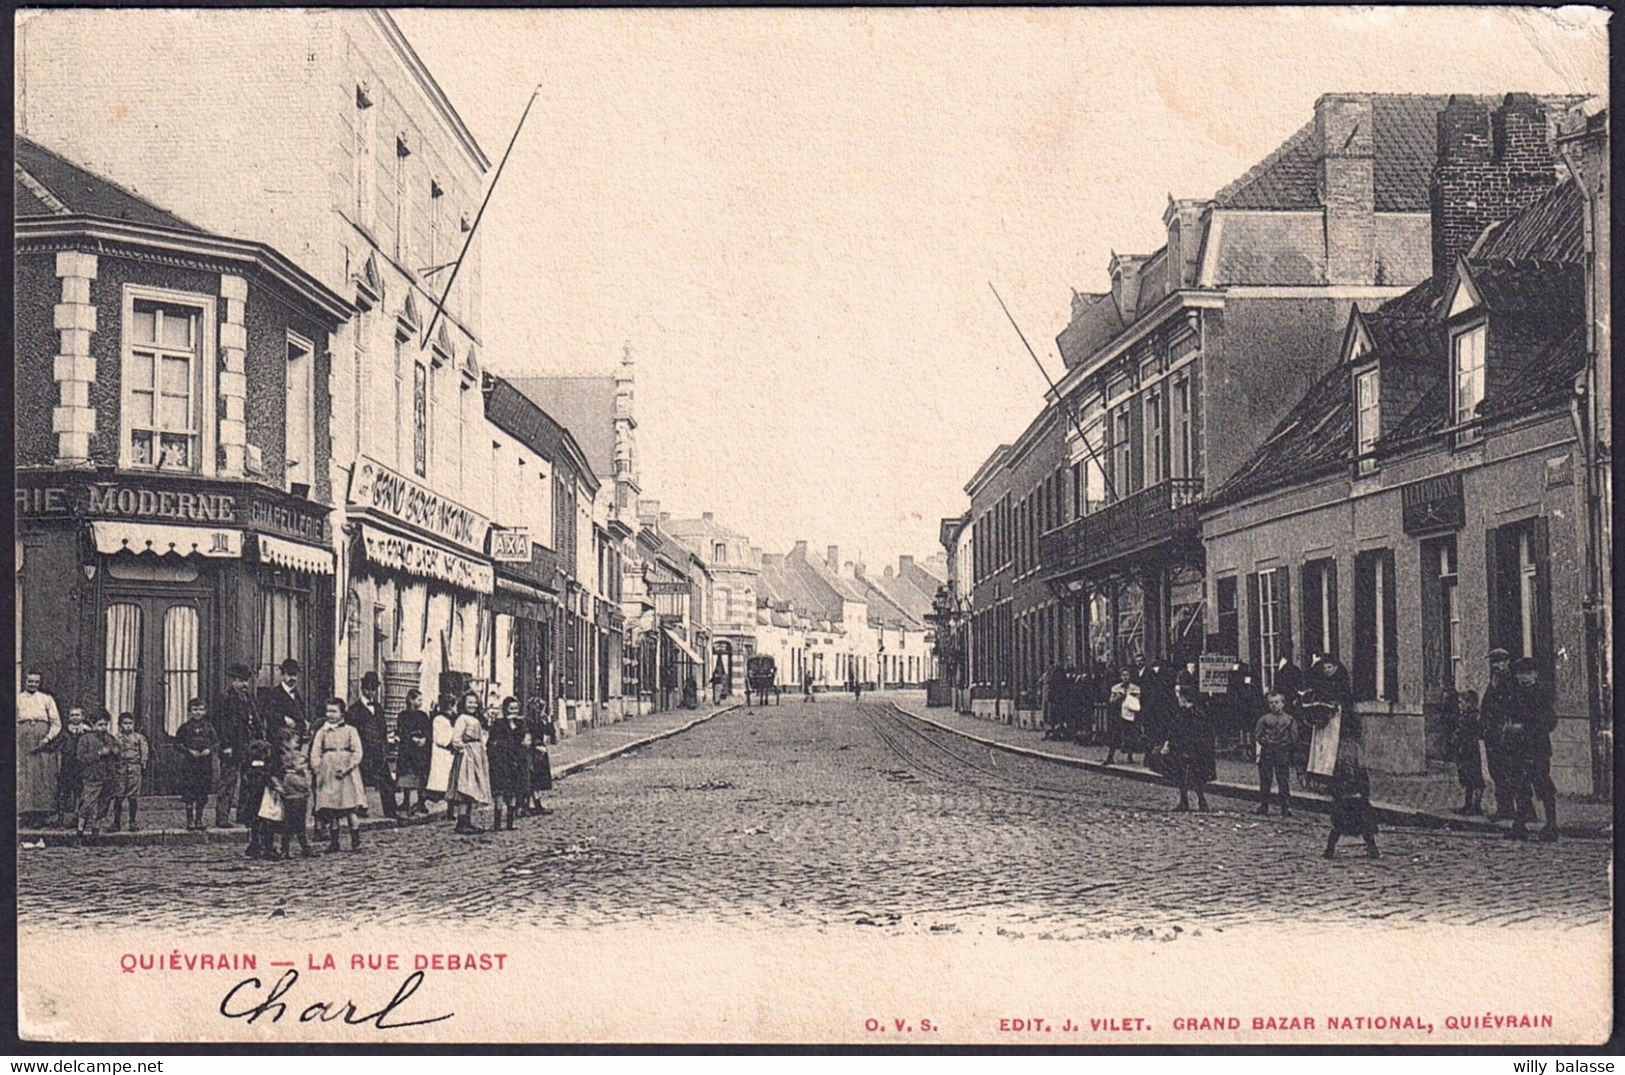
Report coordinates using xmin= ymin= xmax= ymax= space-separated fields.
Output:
xmin=1301 ymin=658 xmax=1353 ymax=787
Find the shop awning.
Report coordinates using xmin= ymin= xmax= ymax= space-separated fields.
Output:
xmin=357 ymin=522 xmax=494 ymax=595
xmin=91 ymin=521 xmax=242 ymax=558
xmin=662 ymin=626 xmax=703 ymax=664
xmin=258 ymin=533 xmax=334 ymax=575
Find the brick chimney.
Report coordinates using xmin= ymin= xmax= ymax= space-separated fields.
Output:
xmin=792 ymin=540 xmax=809 ymax=559
xmin=1430 ymin=93 xmax=1558 ymax=281
xmin=899 ymin=554 xmax=916 ymax=573
xmin=702 ymin=512 xmax=714 ymax=523
xmin=826 ymin=545 xmax=839 ymax=571
xmin=1315 ymin=94 xmax=1376 ymax=285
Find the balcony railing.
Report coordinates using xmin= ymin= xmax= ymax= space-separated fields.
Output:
xmin=1039 ymin=477 xmax=1204 ymax=576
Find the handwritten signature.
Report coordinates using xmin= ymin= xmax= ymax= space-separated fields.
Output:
xmin=220 ymin=969 xmax=453 ymax=1030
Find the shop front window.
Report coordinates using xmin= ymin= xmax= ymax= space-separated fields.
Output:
xmin=104 ymin=603 xmax=142 ymax=724
xmin=1115 ymin=579 xmax=1144 ymax=668
xmin=260 ymin=589 xmax=306 ymax=691
xmin=162 ymin=605 xmax=200 ymax=736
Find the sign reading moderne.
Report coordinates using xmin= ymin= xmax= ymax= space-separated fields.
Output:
xmin=347 ymin=455 xmax=492 ymax=555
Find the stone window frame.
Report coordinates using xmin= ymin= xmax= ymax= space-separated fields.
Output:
xmin=284 ymin=330 xmax=316 ymax=493
xmin=119 ymin=283 xmax=217 ymax=476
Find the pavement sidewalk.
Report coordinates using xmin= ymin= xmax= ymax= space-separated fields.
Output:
xmin=882 ymin=691 xmax=1613 ymax=838
xmin=17 ymin=700 xmax=740 ymax=849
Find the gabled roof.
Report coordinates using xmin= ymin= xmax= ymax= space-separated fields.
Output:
xmin=507 ymin=376 xmax=618 ymax=480
xmin=1211 ymin=170 xmax=1587 ymax=508
xmin=1055 ymin=291 xmax=1125 ymax=370
xmin=1213 ymin=95 xmax=1496 ymax=213
xmin=483 ymin=374 xmax=601 ymax=494
xmin=15 ymin=136 xmax=203 ymax=231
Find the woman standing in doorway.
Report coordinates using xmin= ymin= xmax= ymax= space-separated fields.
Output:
xmin=309 ymin=698 xmax=365 ymax=851
xmin=447 ymin=691 xmax=492 ymax=835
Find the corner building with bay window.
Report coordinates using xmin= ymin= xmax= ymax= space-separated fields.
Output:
xmin=13 ymin=138 xmax=348 ymax=792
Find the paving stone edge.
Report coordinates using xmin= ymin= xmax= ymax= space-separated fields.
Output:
xmin=18 ymin=704 xmax=743 ymax=849
xmin=890 ymin=702 xmax=1611 ymax=840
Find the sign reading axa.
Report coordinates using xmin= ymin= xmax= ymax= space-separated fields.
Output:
xmin=347 ymin=455 xmax=491 ymax=555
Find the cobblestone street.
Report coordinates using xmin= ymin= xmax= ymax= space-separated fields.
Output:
xmin=19 ymin=700 xmax=1610 ymax=937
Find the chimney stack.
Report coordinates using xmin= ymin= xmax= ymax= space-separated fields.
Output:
xmin=1108 ymin=252 xmax=1150 ymax=319
xmin=792 ymin=540 xmax=809 ymax=558
xmin=1430 ymin=93 xmax=1558 ymax=282
xmin=702 ymin=512 xmax=714 ymax=523
xmin=827 ymin=545 xmax=839 ymax=570
xmin=1315 ymin=94 xmax=1376 ymax=285
xmin=899 ymin=555 xmax=915 ymax=573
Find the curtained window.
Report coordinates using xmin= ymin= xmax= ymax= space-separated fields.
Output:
xmin=162 ymin=605 xmax=200 ymax=735
xmin=104 ymin=603 xmax=143 ymax=725
xmin=260 ymin=589 xmax=305 ymax=689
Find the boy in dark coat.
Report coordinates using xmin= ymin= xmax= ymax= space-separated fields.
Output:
xmin=50 ymin=707 xmax=91 ymax=828
xmin=273 ymin=734 xmax=315 ymax=859
xmin=237 ymin=738 xmax=277 ymax=859
xmin=75 ymin=710 xmax=120 ymax=841
xmin=1323 ymin=757 xmax=1380 ymax=859
xmin=1446 ymin=688 xmax=1486 ymax=815
xmin=174 ymin=699 xmax=217 ymax=830
xmin=348 ymin=672 xmax=399 ymax=819
xmin=1506 ymin=657 xmax=1559 ymax=842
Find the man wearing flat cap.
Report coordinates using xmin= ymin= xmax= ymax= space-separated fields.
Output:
xmin=1478 ymin=648 xmax=1518 ymax=820
xmin=212 ymin=663 xmax=263 ymax=828
xmin=262 ymin=658 xmax=308 ymax=745
xmin=1505 ymin=656 xmax=1559 ymax=842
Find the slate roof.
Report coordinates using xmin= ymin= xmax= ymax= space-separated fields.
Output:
xmin=1056 ymin=291 xmax=1125 ymax=369
xmin=15 ymin=136 xmax=202 ymax=231
xmin=1214 ymin=95 xmax=1505 ymax=213
xmin=1211 ymin=176 xmax=1586 ymax=507
xmin=507 ymin=376 xmax=617 ymax=480
xmin=483 ymin=375 xmax=600 ymax=493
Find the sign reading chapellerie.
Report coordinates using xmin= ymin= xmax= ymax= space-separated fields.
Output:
xmin=347 ymin=455 xmax=491 ymax=555
xmin=15 ymin=474 xmax=329 ymax=544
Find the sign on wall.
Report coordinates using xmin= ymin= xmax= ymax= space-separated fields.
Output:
xmin=15 ymin=474 xmax=330 ymax=545
xmin=1400 ymin=472 xmax=1465 ymax=535
xmin=490 ymin=528 xmax=533 ymax=562
xmin=347 ymin=455 xmax=492 ymax=554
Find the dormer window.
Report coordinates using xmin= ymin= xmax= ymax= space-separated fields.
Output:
xmin=1452 ymin=323 xmax=1486 ymax=444
xmin=1355 ymin=367 xmax=1380 ymax=475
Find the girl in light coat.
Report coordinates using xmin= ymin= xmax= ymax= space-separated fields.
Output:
xmin=309 ymin=698 xmax=365 ymax=851
xmin=447 ymin=691 xmax=492 ymax=835
xmin=428 ymin=699 xmax=457 ymax=820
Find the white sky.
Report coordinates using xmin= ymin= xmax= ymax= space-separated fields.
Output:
xmin=395 ymin=6 xmax=1606 ymax=571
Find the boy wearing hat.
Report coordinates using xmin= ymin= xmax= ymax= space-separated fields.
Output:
xmin=1479 ymin=648 xmax=1518 ymax=820
xmin=1506 ymin=657 xmax=1559 ymax=841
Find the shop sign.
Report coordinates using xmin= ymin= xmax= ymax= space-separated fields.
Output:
xmin=1198 ymin=654 xmax=1238 ymax=695
xmin=490 ymin=528 xmax=533 ymax=562
xmin=15 ymin=475 xmax=328 ymax=544
xmin=360 ymin=524 xmax=494 ymax=594
xmin=1400 ymin=472 xmax=1465 ymax=535
xmin=646 ymin=580 xmax=691 ymax=595
xmin=348 ymin=455 xmax=491 ymax=555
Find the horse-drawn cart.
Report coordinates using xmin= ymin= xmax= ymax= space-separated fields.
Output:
xmin=746 ymin=655 xmax=781 ymax=707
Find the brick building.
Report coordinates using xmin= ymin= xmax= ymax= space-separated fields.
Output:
xmin=14 ymin=138 xmax=349 ymax=790
xmin=1201 ymin=94 xmax=1606 ymax=793
xmin=665 ymin=513 xmax=760 ymax=699
xmin=19 ymin=10 xmax=501 ymax=713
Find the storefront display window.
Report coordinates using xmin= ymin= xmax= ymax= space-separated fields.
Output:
xmin=162 ymin=605 xmax=199 ymax=735
xmin=103 ymin=603 xmax=142 ymax=723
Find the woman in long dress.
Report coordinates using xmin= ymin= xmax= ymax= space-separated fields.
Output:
xmin=447 ymin=691 xmax=492 ymax=835
xmin=309 ymin=698 xmax=365 ymax=851
xmin=486 ymin=696 xmax=530 ymax=832
xmin=526 ymin=697 xmax=558 ymax=815
xmin=427 ymin=699 xmax=457 ymax=820
xmin=1301 ymin=657 xmax=1353 ymax=790
xmin=1168 ymin=678 xmax=1216 ymax=813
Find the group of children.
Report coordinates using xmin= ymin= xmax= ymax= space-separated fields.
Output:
xmin=31 ymin=707 xmax=150 ymax=839
xmin=175 ymin=701 xmax=321 ymax=859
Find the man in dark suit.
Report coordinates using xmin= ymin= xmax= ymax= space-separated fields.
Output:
xmin=262 ymin=658 xmax=308 ymax=745
xmin=349 ymin=671 xmax=398 ymax=819
xmin=1506 ymin=656 xmax=1559 ymax=842
xmin=213 ymin=663 xmax=261 ymax=828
